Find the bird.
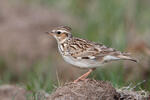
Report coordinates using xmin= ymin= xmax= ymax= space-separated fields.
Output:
xmin=46 ymin=26 xmax=137 ymax=83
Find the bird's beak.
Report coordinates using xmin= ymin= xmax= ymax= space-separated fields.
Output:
xmin=45 ymin=31 xmax=53 ymax=35
xmin=45 ymin=31 xmax=50 ymax=34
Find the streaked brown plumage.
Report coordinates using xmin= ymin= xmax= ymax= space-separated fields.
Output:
xmin=47 ymin=26 xmax=137 ymax=83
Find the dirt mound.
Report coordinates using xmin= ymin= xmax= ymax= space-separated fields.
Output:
xmin=0 ymin=80 xmax=149 ymax=100
xmin=48 ymin=79 xmax=150 ymax=100
xmin=117 ymin=88 xmax=150 ymax=100
xmin=0 ymin=85 xmax=31 ymax=100
xmin=48 ymin=79 xmax=119 ymax=100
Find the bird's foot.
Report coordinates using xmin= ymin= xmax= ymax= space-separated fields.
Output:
xmin=73 ymin=68 xmax=95 ymax=83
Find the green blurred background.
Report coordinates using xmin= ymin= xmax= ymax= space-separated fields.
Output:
xmin=0 ymin=0 xmax=150 ymax=95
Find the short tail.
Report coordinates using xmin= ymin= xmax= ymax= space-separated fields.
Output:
xmin=117 ymin=54 xmax=138 ymax=63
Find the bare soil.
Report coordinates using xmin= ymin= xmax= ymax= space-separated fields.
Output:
xmin=48 ymin=79 xmax=150 ymax=100
xmin=0 ymin=85 xmax=31 ymax=100
xmin=48 ymin=79 xmax=119 ymax=100
xmin=0 ymin=79 xmax=149 ymax=100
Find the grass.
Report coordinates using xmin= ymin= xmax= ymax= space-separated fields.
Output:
xmin=25 ymin=59 xmax=54 ymax=93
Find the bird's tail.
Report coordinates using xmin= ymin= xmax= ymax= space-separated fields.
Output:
xmin=117 ymin=53 xmax=138 ymax=63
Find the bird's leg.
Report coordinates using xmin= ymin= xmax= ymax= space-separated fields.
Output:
xmin=73 ymin=68 xmax=96 ymax=83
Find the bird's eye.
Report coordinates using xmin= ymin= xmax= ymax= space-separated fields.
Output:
xmin=56 ymin=31 xmax=61 ymax=34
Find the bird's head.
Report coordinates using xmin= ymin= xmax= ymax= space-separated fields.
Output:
xmin=47 ymin=26 xmax=72 ymax=43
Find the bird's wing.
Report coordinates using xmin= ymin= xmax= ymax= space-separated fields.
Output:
xmin=67 ymin=38 xmax=100 ymax=58
xmin=95 ymin=44 xmax=137 ymax=62
xmin=68 ymin=38 xmax=137 ymax=62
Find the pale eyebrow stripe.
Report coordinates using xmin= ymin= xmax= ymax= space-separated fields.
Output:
xmin=57 ymin=30 xmax=69 ymax=33
xmin=52 ymin=30 xmax=55 ymax=33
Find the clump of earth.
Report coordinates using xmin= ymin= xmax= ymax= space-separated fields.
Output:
xmin=0 ymin=79 xmax=149 ymax=100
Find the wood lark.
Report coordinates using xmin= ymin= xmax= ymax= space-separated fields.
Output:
xmin=47 ymin=26 xmax=137 ymax=83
